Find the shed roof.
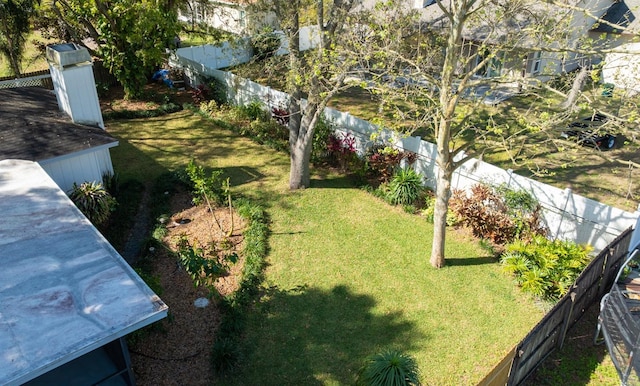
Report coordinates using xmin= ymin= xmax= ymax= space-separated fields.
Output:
xmin=0 ymin=87 xmax=117 ymax=162
xmin=0 ymin=159 xmax=168 ymax=386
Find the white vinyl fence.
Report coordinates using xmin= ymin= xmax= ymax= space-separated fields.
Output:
xmin=171 ymin=46 xmax=639 ymax=253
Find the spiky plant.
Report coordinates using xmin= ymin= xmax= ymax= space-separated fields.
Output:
xmin=387 ymin=168 xmax=424 ymax=206
xmin=357 ymin=349 xmax=421 ymax=386
xmin=68 ymin=181 xmax=117 ymax=226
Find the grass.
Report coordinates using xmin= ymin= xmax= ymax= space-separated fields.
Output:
xmin=106 ymin=108 xmax=544 ymax=385
xmin=0 ymin=31 xmax=55 ymax=77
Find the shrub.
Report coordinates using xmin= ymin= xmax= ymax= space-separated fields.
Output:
xmin=312 ymin=116 xmax=336 ymax=163
xmin=68 ymin=181 xmax=117 ymax=226
xmin=387 ymin=167 xmax=424 ymax=206
xmin=448 ymin=184 xmax=547 ymax=245
xmin=211 ymin=337 xmax=242 ymax=374
xmin=102 ymin=171 xmax=119 ymax=196
xmin=176 ymin=235 xmax=231 ymax=293
xmin=357 ymin=349 xmax=421 ymax=386
xmin=366 ymin=145 xmax=417 ymax=184
xmin=422 ymin=196 xmax=458 ymax=226
xmin=327 ymin=132 xmax=358 ymax=171
xmin=271 ymin=106 xmax=289 ymax=126
xmin=238 ymin=100 xmax=268 ymax=121
xmin=206 ymin=76 xmax=228 ymax=106
xmin=200 ymin=100 xmax=218 ymax=116
xmin=501 ymin=235 xmax=592 ymax=302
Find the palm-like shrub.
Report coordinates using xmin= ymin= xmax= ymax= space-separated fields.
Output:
xmin=68 ymin=181 xmax=117 ymax=225
xmin=501 ymin=235 xmax=593 ymax=302
xmin=357 ymin=349 xmax=421 ymax=386
xmin=387 ymin=168 xmax=424 ymax=206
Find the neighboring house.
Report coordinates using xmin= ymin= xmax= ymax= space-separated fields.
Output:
xmin=590 ymin=0 xmax=640 ymax=94
xmin=0 ymin=43 xmax=116 ymax=194
xmin=178 ymin=0 xmax=276 ymax=36
xmin=407 ymin=0 xmax=615 ymax=81
xmin=354 ymin=0 xmax=613 ymax=85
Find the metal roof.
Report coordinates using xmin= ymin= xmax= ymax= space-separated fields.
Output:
xmin=0 ymin=159 xmax=168 ymax=386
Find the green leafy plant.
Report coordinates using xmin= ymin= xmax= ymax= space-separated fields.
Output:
xmin=312 ymin=115 xmax=335 ymax=163
xmin=185 ymin=159 xmax=224 ymax=206
xmin=238 ymin=100 xmax=268 ymax=121
xmin=211 ymin=336 xmax=242 ymax=374
xmin=357 ymin=349 xmax=421 ymax=386
xmin=387 ymin=167 xmax=424 ymax=206
xmin=501 ymin=235 xmax=593 ymax=302
xmin=176 ymin=235 xmax=228 ymax=292
xmin=422 ymin=196 xmax=458 ymax=226
xmin=68 ymin=181 xmax=117 ymax=226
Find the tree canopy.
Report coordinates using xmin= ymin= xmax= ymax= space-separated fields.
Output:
xmin=358 ymin=0 xmax=638 ymax=267
xmin=43 ymin=0 xmax=180 ymax=98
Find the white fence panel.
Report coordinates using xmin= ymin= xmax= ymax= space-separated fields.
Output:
xmin=171 ymin=46 xmax=639 ymax=253
xmin=176 ymin=42 xmax=252 ymax=70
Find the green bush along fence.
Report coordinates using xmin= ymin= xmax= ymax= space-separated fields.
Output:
xmin=479 ymin=227 xmax=634 ymax=386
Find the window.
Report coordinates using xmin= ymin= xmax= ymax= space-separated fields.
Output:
xmin=529 ymin=51 xmax=542 ymax=75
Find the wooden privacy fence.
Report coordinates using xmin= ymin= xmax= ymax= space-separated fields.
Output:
xmin=479 ymin=227 xmax=634 ymax=386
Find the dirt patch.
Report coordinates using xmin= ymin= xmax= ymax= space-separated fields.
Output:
xmin=100 ymin=82 xmax=194 ymax=115
xmin=129 ymin=190 xmax=245 ymax=385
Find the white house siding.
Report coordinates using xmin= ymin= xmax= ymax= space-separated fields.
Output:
xmin=602 ymin=42 xmax=640 ymax=94
xmin=38 ymin=146 xmax=116 ymax=194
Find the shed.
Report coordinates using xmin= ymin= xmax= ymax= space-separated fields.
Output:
xmin=0 ymin=87 xmax=117 ymax=193
xmin=0 ymin=159 xmax=168 ymax=385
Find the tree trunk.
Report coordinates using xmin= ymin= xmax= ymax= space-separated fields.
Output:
xmin=430 ymin=151 xmax=453 ymax=268
xmin=561 ymin=66 xmax=589 ymax=111
xmin=289 ymin=101 xmax=317 ymax=190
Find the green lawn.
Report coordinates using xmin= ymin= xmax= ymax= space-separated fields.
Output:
xmin=107 ymin=110 xmax=544 ymax=385
xmin=0 ymin=31 xmax=54 ymax=77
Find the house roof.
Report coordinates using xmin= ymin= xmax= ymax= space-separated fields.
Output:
xmin=0 ymin=159 xmax=168 ymax=386
xmin=0 ymin=87 xmax=117 ymax=162
xmin=591 ymin=0 xmax=640 ymax=34
xmin=360 ymin=0 xmax=608 ymax=47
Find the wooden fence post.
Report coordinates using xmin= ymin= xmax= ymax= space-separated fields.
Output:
xmin=558 ymin=291 xmax=577 ymax=350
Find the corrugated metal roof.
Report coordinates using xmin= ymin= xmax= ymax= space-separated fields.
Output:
xmin=0 ymin=159 xmax=168 ymax=386
xmin=0 ymin=87 xmax=117 ymax=162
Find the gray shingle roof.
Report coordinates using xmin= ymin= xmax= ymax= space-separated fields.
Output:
xmin=591 ymin=0 xmax=640 ymax=34
xmin=0 ymin=87 xmax=117 ymax=162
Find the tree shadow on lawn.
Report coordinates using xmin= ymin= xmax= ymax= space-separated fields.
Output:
xmin=446 ymin=256 xmax=498 ymax=267
xmin=238 ymin=284 xmax=425 ymax=385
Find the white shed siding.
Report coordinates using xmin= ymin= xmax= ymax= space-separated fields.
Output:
xmin=39 ymin=147 xmax=115 ymax=194
xmin=49 ymin=63 xmax=104 ymax=129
